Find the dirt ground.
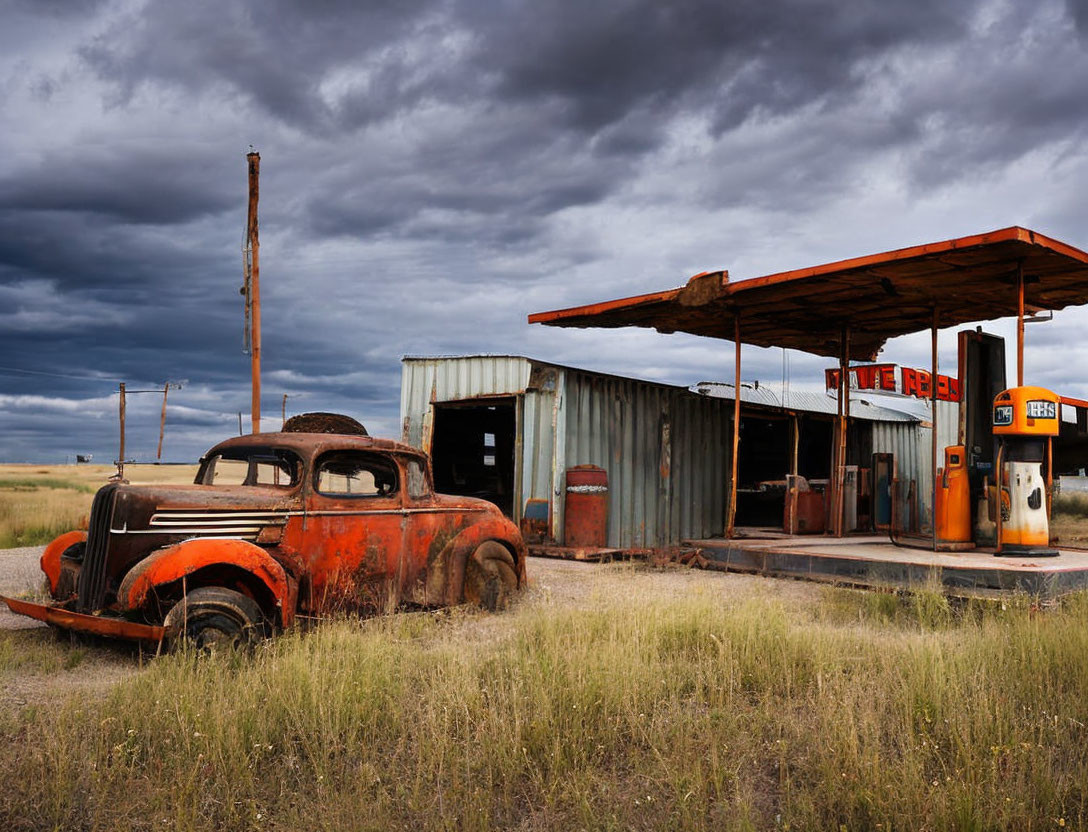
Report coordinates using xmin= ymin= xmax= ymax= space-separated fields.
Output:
xmin=0 ymin=547 xmax=820 ymax=711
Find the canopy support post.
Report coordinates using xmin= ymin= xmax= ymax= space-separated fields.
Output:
xmin=786 ymin=412 xmax=800 ymax=535
xmin=1017 ymin=261 xmax=1025 ymax=386
xmin=932 ymin=306 xmax=939 ymax=552
xmin=830 ymin=327 xmax=849 ymax=537
xmin=727 ymin=315 xmax=741 ymax=538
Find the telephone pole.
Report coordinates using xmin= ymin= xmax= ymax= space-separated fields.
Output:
xmin=116 ymin=382 xmax=126 ymax=480
xmin=244 ymin=150 xmax=262 ymax=434
xmin=156 ymin=381 xmax=184 ymax=462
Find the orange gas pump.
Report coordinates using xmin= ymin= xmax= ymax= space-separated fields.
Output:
xmin=992 ymin=386 xmax=1060 ymax=557
xmin=935 ymin=445 xmax=972 ymax=547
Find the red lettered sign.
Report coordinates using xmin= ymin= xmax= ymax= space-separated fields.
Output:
xmin=826 ymin=364 xmax=960 ymax=402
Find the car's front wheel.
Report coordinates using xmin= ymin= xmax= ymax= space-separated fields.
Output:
xmin=462 ymin=541 xmax=518 ymax=611
xmin=163 ymin=586 xmax=267 ymax=651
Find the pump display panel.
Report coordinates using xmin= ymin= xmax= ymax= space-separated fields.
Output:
xmin=1026 ymin=399 xmax=1057 ymax=420
xmin=994 ymin=404 xmax=1013 ymax=426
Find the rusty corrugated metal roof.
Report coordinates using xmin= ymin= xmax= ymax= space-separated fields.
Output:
xmin=689 ymin=382 xmax=920 ymax=422
xmin=528 ymin=227 xmax=1088 ymax=361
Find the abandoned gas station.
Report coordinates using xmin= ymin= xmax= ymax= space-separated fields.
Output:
xmin=522 ymin=226 xmax=1088 ymax=597
xmin=400 ymin=354 xmax=940 ymax=550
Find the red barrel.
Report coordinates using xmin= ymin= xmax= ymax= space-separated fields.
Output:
xmin=564 ymin=465 xmax=608 ymax=547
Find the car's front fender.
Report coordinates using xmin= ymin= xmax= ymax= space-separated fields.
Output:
xmin=40 ymin=530 xmax=87 ymax=598
xmin=118 ymin=538 xmax=295 ymax=627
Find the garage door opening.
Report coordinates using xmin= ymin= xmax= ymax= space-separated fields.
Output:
xmin=430 ymin=399 xmax=516 ymax=517
xmin=735 ymin=413 xmax=835 ymax=528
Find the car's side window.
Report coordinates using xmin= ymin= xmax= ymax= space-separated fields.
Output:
xmin=406 ymin=459 xmax=430 ymax=498
xmin=315 ymin=452 xmax=398 ymax=498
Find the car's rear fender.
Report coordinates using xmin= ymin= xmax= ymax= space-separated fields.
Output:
xmin=118 ymin=538 xmax=296 ymax=628
xmin=422 ymin=516 xmax=527 ymax=606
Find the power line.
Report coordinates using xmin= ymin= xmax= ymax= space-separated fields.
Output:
xmin=0 ymin=365 xmax=122 ymax=383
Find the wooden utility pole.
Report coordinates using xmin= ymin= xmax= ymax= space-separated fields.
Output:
xmin=156 ymin=381 xmax=183 ymax=462
xmin=246 ymin=151 xmax=262 ymax=434
xmin=157 ymin=383 xmax=168 ymax=461
xmin=117 ymin=382 xmax=126 ymax=480
xmin=282 ymin=393 xmax=289 ymax=428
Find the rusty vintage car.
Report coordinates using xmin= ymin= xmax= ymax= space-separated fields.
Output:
xmin=0 ymin=431 xmax=527 ymax=647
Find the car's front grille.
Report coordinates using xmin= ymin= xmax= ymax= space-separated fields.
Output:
xmin=75 ymin=483 xmax=119 ymax=613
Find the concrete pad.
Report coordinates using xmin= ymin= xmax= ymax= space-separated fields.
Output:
xmin=686 ymin=533 xmax=1088 ymax=599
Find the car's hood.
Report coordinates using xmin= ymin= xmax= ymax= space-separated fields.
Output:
xmin=109 ymin=483 xmax=301 ymax=530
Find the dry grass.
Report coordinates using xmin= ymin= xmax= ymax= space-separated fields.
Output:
xmin=0 ymin=572 xmax=1086 ymax=831
xmin=1050 ymin=493 xmax=1088 ymax=547
xmin=0 ymin=464 xmax=198 ymax=548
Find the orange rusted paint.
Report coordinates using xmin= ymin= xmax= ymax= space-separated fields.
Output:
xmin=11 ymin=430 xmax=528 ymax=643
xmin=40 ymin=530 xmax=86 ymax=597
xmin=0 ymin=595 xmax=169 ymax=641
xmin=120 ymin=538 xmax=295 ymax=627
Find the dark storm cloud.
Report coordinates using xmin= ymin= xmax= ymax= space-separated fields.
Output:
xmin=0 ymin=146 xmax=236 ymax=225
xmin=461 ymin=0 xmax=974 ymax=134
xmin=3 ymin=0 xmax=106 ymax=16
xmin=80 ymin=0 xmax=442 ymax=130
xmin=4 ymin=0 xmax=1088 ymax=462
xmin=1069 ymin=0 xmax=1088 ymax=33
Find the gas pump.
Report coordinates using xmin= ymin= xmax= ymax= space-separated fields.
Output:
xmin=992 ymin=386 xmax=1060 ymax=557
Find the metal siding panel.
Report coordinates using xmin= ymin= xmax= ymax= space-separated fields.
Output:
xmin=552 ymin=370 xmax=567 ymax=542
xmin=560 ymin=368 xmax=729 ymax=547
xmin=401 ymin=356 xmax=531 ymax=433
xmin=871 ymin=421 xmax=932 ymax=531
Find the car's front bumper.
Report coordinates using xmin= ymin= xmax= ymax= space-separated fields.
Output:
xmin=0 ymin=595 xmax=170 ymax=642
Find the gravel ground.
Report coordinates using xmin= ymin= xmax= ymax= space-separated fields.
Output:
xmin=0 ymin=547 xmax=822 ymax=710
xmin=0 ymin=546 xmax=48 ymax=630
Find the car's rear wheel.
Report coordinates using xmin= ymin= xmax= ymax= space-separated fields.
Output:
xmin=163 ymin=587 xmax=267 ymax=651
xmin=462 ymin=541 xmax=518 ymax=611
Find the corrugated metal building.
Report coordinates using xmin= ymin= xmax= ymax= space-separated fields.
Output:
xmin=401 ymin=356 xmax=731 ymax=548
xmin=401 ymin=355 xmax=929 ymax=548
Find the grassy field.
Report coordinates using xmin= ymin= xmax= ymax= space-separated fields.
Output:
xmin=1 ymin=580 xmax=1087 ymax=831
xmin=0 ymin=464 xmax=199 ymax=548
xmin=3 ymin=473 xmax=1088 ymax=829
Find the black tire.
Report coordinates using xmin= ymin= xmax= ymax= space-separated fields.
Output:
xmin=163 ymin=587 xmax=267 ymax=651
xmin=462 ymin=542 xmax=518 ymax=611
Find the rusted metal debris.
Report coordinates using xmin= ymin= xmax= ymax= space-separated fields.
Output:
xmin=1 ymin=431 xmax=526 ymax=648
xmin=282 ymin=411 xmax=368 ymax=435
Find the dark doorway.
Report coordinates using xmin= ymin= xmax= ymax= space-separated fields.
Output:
xmin=734 ymin=413 xmax=837 ymax=527
xmin=736 ymin=414 xmax=791 ymax=526
xmin=430 ymin=399 xmax=517 ymax=517
xmin=798 ymin=417 xmax=833 ymax=481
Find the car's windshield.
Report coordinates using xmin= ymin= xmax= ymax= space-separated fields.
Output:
xmin=198 ymin=447 xmax=302 ymax=488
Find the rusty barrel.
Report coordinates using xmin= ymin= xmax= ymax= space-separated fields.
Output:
xmin=564 ymin=465 xmax=608 ymax=548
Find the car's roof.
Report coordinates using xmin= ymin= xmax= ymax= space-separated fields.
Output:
xmin=207 ymin=432 xmax=427 ymax=458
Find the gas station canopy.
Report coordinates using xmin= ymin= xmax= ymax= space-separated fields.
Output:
xmin=528 ymin=227 xmax=1088 ymax=361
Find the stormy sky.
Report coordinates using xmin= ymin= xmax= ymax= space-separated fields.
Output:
xmin=3 ymin=0 xmax=1088 ymax=463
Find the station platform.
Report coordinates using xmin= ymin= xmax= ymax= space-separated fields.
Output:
xmin=684 ymin=532 xmax=1088 ymax=599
